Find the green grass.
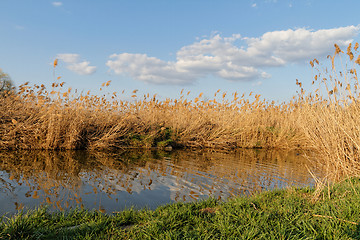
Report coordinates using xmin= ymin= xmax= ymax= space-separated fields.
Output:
xmin=2 ymin=179 xmax=360 ymax=239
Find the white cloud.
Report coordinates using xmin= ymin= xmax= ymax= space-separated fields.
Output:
xmin=57 ymin=53 xmax=96 ymax=75
xmin=52 ymin=2 xmax=63 ymax=7
xmin=246 ymin=25 xmax=359 ymax=62
xmin=251 ymin=3 xmax=257 ymax=7
xmin=107 ymin=53 xmax=196 ymax=84
xmin=107 ymin=25 xmax=359 ymax=85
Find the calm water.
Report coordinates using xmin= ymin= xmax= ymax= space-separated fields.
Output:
xmin=0 ymin=149 xmax=322 ymax=215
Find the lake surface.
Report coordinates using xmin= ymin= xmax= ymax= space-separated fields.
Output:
xmin=0 ymin=149 xmax=322 ymax=215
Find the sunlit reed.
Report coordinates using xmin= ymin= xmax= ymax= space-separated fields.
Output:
xmin=1 ymin=43 xmax=360 ymax=181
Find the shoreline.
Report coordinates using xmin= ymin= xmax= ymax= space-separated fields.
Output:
xmin=1 ymin=178 xmax=359 ymax=239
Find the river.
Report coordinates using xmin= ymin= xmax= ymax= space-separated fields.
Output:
xmin=0 ymin=149 xmax=322 ymax=215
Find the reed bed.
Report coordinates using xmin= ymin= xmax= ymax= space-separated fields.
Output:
xmin=0 ymin=79 xmax=308 ymax=151
xmin=1 ymin=43 xmax=360 ymax=179
xmin=298 ymin=43 xmax=360 ymax=180
xmin=0 ymin=84 xmax=308 ymax=151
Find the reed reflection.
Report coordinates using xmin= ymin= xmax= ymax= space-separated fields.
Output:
xmin=0 ymin=149 xmax=322 ymax=214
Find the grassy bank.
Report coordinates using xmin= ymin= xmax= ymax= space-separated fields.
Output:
xmin=1 ymin=178 xmax=360 ymax=239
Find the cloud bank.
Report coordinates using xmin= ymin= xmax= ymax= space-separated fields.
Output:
xmin=106 ymin=25 xmax=359 ymax=85
xmin=57 ymin=54 xmax=96 ymax=75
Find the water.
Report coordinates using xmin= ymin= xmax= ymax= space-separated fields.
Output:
xmin=0 ymin=149 xmax=322 ymax=215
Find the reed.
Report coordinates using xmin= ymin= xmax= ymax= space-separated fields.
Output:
xmin=0 ymin=77 xmax=307 ymax=151
xmin=1 ymin=43 xmax=360 ymax=180
xmin=298 ymin=43 xmax=360 ymax=180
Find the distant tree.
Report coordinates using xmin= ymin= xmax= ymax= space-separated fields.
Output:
xmin=0 ymin=69 xmax=15 ymax=95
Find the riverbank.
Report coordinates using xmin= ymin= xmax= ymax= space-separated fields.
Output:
xmin=1 ymin=178 xmax=360 ymax=239
xmin=2 ymin=44 xmax=360 ymax=181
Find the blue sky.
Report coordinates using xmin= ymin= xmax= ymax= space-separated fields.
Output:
xmin=1 ymin=0 xmax=360 ymax=101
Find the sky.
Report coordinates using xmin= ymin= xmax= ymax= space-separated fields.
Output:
xmin=1 ymin=0 xmax=360 ymax=102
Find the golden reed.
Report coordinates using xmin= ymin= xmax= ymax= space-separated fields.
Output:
xmin=1 ymin=43 xmax=360 ymax=180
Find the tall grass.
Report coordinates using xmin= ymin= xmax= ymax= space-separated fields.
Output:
xmin=298 ymin=43 xmax=360 ymax=180
xmin=0 ymin=75 xmax=307 ymax=151
xmin=1 ymin=43 xmax=360 ymax=179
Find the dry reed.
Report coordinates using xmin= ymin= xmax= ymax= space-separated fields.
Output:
xmin=1 ymin=43 xmax=360 ymax=180
xmin=0 ymin=81 xmax=307 ymax=151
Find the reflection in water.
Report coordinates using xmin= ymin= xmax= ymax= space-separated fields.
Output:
xmin=0 ymin=150 xmax=322 ymax=215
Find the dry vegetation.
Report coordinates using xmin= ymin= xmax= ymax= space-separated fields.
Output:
xmin=0 ymin=76 xmax=308 ymax=151
xmin=1 ymin=43 xmax=360 ymax=179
